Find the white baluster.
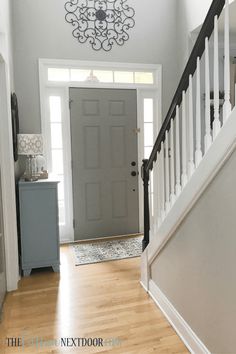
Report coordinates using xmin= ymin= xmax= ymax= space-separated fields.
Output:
xmin=170 ymin=119 xmax=175 ymax=206
xmin=213 ymin=15 xmax=221 ymax=139
xmin=151 ymin=163 xmax=158 ymax=233
xmin=205 ymin=37 xmax=212 ymax=152
xmin=235 ymin=83 xmax=236 ymax=106
xmin=152 ymin=161 xmax=160 ymax=232
xmin=195 ymin=56 xmax=202 ymax=167
xmin=150 ymin=170 xmax=154 ymax=233
xmin=165 ymin=131 xmax=170 ymax=212
xmin=160 ymin=142 xmax=165 ymax=220
xmin=175 ymin=106 xmax=181 ymax=196
xmin=181 ymin=91 xmax=188 ymax=187
xmin=149 ymin=171 xmax=153 ymax=234
xmin=223 ymin=0 xmax=231 ymax=123
xmin=156 ymin=153 xmax=162 ymax=227
xmin=188 ymin=74 xmax=195 ymax=177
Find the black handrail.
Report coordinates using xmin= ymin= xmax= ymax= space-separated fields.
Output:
xmin=146 ymin=0 xmax=225 ymax=172
xmin=142 ymin=0 xmax=226 ymax=251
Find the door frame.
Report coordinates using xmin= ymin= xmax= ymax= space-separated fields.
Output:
xmin=0 ymin=37 xmax=19 ymax=291
xmin=39 ymin=59 xmax=162 ymax=243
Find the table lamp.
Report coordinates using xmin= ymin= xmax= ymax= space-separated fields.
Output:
xmin=17 ymin=134 xmax=43 ymax=181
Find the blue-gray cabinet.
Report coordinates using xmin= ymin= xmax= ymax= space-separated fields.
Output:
xmin=18 ymin=180 xmax=60 ymax=276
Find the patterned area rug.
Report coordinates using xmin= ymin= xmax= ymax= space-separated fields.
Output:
xmin=73 ymin=236 xmax=142 ymax=265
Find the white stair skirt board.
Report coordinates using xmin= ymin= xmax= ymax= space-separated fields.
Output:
xmin=147 ymin=280 xmax=211 ymax=354
xmin=147 ymin=107 xmax=236 ymax=265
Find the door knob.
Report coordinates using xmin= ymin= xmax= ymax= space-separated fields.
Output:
xmin=131 ymin=171 xmax=137 ymax=177
xmin=131 ymin=161 xmax=136 ymax=166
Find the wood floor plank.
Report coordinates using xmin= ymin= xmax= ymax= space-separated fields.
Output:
xmin=0 ymin=245 xmax=189 ymax=353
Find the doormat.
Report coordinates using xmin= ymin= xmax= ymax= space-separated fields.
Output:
xmin=72 ymin=236 xmax=143 ymax=266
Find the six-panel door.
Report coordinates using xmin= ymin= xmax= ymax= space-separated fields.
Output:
xmin=70 ymin=88 xmax=139 ymax=240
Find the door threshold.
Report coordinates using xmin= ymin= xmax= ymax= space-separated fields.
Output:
xmin=66 ymin=233 xmax=143 ymax=245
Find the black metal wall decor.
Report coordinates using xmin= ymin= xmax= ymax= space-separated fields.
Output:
xmin=64 ymin=0 xmax=135 ymax=51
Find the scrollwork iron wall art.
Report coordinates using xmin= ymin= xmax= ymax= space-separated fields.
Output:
xmin=64 ymin=0 xmax=135 ymax=51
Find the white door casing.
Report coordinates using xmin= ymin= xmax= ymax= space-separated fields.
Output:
xmin=0 ymin=166 xmax=6 ymax=306
xmin=0 ymin=48 xmax=19 ymax=291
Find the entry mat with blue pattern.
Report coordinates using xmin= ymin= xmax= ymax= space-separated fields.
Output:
xmin=72 ymin=236 xmax=142 ymax=266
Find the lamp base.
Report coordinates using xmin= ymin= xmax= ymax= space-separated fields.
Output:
xmin=24 ymin=176 xmax=38 ymax=182
xmin=24 ymin=155 xmax=38 ymax=181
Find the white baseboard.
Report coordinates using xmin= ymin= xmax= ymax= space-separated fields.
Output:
xmin=148 ymin=280 xmax=211 ymax=354
xmin=140 ymin=280 xmax=148 ymax=292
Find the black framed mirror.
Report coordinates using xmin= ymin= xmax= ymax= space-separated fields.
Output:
xmin=11 ymin=93 xmax=19 ymax=162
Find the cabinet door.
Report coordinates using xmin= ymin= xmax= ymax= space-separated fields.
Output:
xmin=20 ymin=185 xmax=59 ymax=266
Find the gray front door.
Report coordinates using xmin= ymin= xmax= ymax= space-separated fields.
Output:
xmin=70 ymin=88 xmax=139 ymax=240
xmin=0 ymin=168 xmax=6 ymax=310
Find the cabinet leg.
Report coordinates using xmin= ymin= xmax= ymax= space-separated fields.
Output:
xmin=23 ymin=269 xmax=31 ymax=276
xmin=52 ymin=265 xmax=60 ymax=273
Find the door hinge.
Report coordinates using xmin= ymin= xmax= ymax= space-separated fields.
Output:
xmin=73 ymin=219 xmax=75 ymax=229
xmin=133 ymin=128 xmax=141 ymax=134
xmin=69 ymin=99 xmax=73 ymax=110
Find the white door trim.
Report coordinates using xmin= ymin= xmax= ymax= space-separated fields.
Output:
xmin=0 ymin=47 xmax=19 ymax=291
xmin=39 ymin=59 xmax=162 ymax=242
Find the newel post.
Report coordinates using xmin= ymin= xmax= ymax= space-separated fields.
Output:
xmin=141 ymin=159 xmax=150 ymax=251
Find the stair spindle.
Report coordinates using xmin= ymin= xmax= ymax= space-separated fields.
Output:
xmin=205 ymin=37 xmax=212 ymax=152
xmin=175 ymin=106 xmax=181 ymax=196
xmin=195 ymin=57 xmax=202 ymax=167
xmin=170 ymin=119 xmax=175 ymax=206
xmin=165 ymin=131 xmax=170 ymax=212
xmin=156 ymin=152 xmax=162 ymax=227
xmin=213 ymin=15 xmax=221 ymax=139
xmin=223 ymin=0 xmax=231 ymax=123
xmin=188 ymin=74 xmax=195 ymax=177
xmin=152 ymin=162 xmax=158 ymax=233
xmin=235 ymin=83 xmax=236 ymax=106
xmin=181 ymin=91 xmax=188 ymax=188
xmin=149 ymin=171 xmax=154 ymax=229
xmin=160 ymin=142 xmax=165 ymax=220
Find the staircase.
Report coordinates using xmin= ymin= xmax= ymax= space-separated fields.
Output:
xmin=141 ymin=0 xmax=236 ymax=352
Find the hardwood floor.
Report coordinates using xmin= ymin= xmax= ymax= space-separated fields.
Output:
xmin=0 ymin=245 xmax=189 ymax=353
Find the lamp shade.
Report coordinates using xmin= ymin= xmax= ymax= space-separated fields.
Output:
xmin=17 ymin=134 xmax=43 ymax=155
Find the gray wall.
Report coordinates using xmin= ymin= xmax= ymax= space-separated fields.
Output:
xmin=0 ymin=0 xmax=15 ymax=88
xmin=177 ymin=0 xmax=212 ymax=72
xmin=0 ymin=0 xmax=20 ymax=179
xmin=12 ymin=0 xmax=179 ymax=133
xmin=151 ymin=148 xmax=236 ymax=353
